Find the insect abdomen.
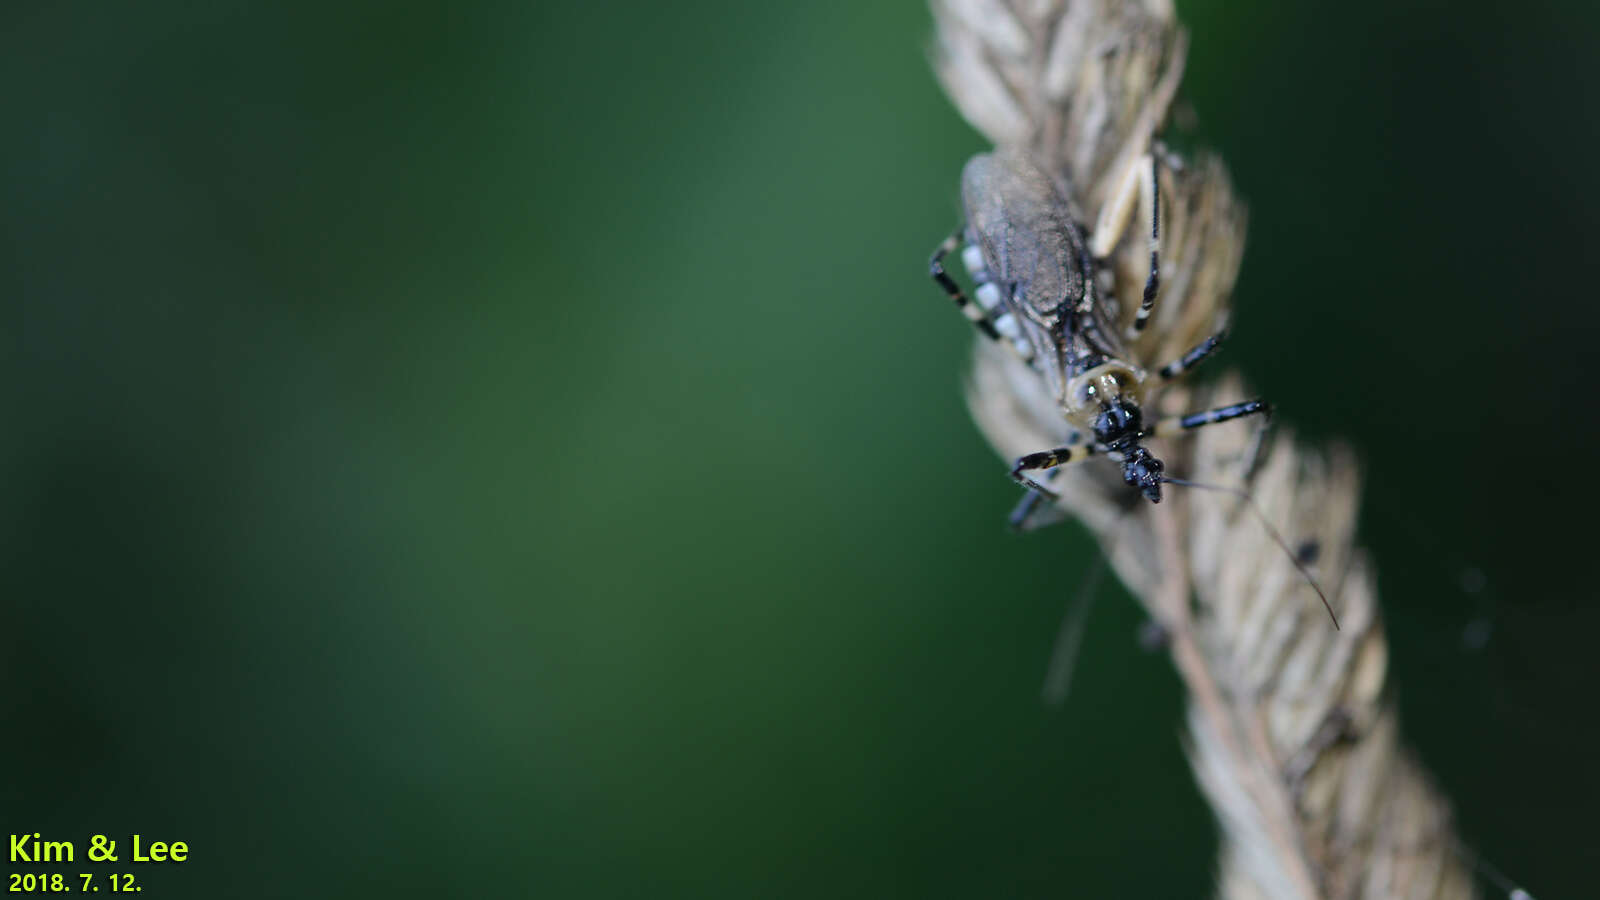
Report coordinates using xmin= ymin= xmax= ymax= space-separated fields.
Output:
xmin=959 ymin=151 xmax=1090 ymax=319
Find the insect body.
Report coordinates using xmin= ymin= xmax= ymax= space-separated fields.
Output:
xmin=930 ymin=149 xmax=1269 ymax=512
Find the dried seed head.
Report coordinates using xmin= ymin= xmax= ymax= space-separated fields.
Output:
xmin=932 ymin=2 xmax=1477 ymax=897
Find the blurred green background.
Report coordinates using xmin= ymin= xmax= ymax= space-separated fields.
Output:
xmin=6 ymin=0 xmax=1597 ymax=896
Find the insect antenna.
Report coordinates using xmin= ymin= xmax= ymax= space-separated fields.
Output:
xmin=1040 ymin=507 xmax=1138 ymax=707
xmin=1040 ymin=551 xmax=1103 ymax=707
xmin=1453 ymin=839 xmax=1537 ymax=899
xmin=1159 ymin=475 xmax=1340 ymax=630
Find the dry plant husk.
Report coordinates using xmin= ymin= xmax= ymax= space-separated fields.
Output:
xmin=936 ymin=1 xmax=1476 ymax=896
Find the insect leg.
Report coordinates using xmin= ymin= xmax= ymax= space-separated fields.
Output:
xmin=1009 ymin=487 xmax=1060 ymax=532
xmin=1156 ymin=330 xmax=1227 ymax=382
xmin=930 ymin=229 xmax=1001 ymax=342
xmin=1007 ymin=447 xmax=1078 ymax=532
xmin=931 ymin=230 xmax=1037 ymax=363
xmin=1146 ymin=399 xmax=1271 ymax=439
xmin=1009 ymin=440 xmax=1098 ymax=500
xmin=1090 ymin=153 xmax=1162 ymax=337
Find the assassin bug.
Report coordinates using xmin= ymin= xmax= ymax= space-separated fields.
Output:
xmin=930 ymin=148 xmax=1338 ymax=628
xmin=930 ymin=147 xmax=1264 ymax=510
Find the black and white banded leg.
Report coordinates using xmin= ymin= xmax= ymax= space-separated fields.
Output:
xmin=1007 ymin=442 xmax=1079 ymax=532
xmin=1156 ymin=330 xmax=1227 ymax=382
xmin=930 ymin=229 xmax=1000 ymax=342
xmin=929 ymin=229 xmax=1033 ymax=361
xmin=1090 ymin=152 xmax=1162 ymax=337
xmin=1009 ymin=440 xmax=1098 ymax=501
xmin=1146 ymin=399 xmax=1272 ymax=440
